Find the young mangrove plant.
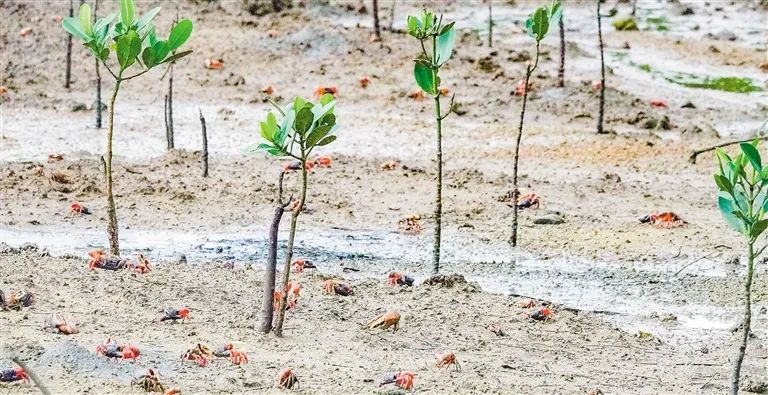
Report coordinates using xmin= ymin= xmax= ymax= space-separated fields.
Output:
xmin=714 ymin=141 xmax=768 ymax=394
xmin=406 ymin=10 xmax=457 ymax=274
xmin=62 ymin=0 xmax=193 ymax=255
xmin=509 ymin=1 xmax=561 ymax=247
xmin=251 ymin=94 xmax=339 ymax=337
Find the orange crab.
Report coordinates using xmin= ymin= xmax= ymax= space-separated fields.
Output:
xmin=322 ymin=279 xmax=353 ymax=296
xmin=96 ymin=337 xmax=140 ymax=361
xmin=514 ymin=79 xmax=532 ymax=96
xmin=649 ymin=99 xmax=668 ymax=108
xmin=291 ymin=259 xmax=316 ymax=273
xmin=204 ymin=58 xmax=223 ymax=70
xmin=314 ymin=156 xmax=332 ymax=167
xmin=214 ymin=343 xmax=249 ymax=365
xmin=397 ymin=215 xmax=422 ymax=235
xmin=283 ymin=161 xmax=314 ymax=173
xmin=314 ymin=86 xmax=338 ymax=97
xmin=87 ymin=249 xmax=130 ymax=271
xmin=134 ymin=254 xmax=152 ymax=274
xmin=435 ymin=351 xmax=460 ymax=371
xmin=182 ymin=344 xmax=213 ymax=367
xmin=0 ymin=367 xmax=29 ymax=383
xmin=366 ymin=310 xmax=401 ymax=332
xmin=6 ymin=290 xmax=33 ymax=311
xmin=640 ymin=212 xmax=685 ymax=228
xmin=523 ymin=306 xmax=553 ymax=321
xmin=359 ymin=75 xmax=371 ymax=88
xmin=380 ymin=371 xmax=415 ymax=390
xmin=408 ymin=90 xmax=425 ymax=100
xmin=45 ymin=313 xmax=78 ymax=335
xmin=286 ymin=281 xmax=301 ymax=309
xmin=69 ymin=201 xmax=91 ymax=215
xmin=517 ymin=298 xmax=536 ymax=308
xmin=439 ymin=87 xmax=450 ymax=96
xmin=160 ymin=307 xmax=190 ymax=323
xmin=516 ymin=193 xmax=540 ymax=209
xmin=132 ymin=369 xmax=167 ymax=393
xmin=386 ymin=272 xmax=414 ymax=287
xmin=273 ymin=290 xmax=284 ymax=311
xmin=262 ymin=85 xmax=275 ymax=95
xmin=47 ymin=153 xmax=64 ymax=162
xmin=380 ymin=160 xmax=399 ymax=170
xmin=276 ymin=367 xmax=299 ymax=389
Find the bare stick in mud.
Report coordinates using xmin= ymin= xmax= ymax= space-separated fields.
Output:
xmin=631 ymin=0 xmax=637 ymax=16
xmin=689 ymin=136 xmax=768 ymax=164
xmin=199 ymin=109 xmax=209 ymax=178
xmin=488 ymin=0 xmax=493 ymax=47
xmin=164 ymin=94 xmax=170 ymax=147
xmin=558 ymin=10 xmax=565 ymax=87
xmin=12 ymin=357 xmax=51 ymax=395
xmin=65 ymin=0 xmax=73 ymax=89
xmin=372 ymin=0 xmax=382 ymax=41
xmin=260 ymin=171 xmax=291 ymax=333
xmin=388 ymin=0 xmax=396 ymax=30
xmin=93 ymin=0 xmax=102 ymax=128
xmin=596 ymin=0 xmax=607 ymax=134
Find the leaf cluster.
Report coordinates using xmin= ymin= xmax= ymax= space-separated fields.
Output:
xmin=525 ymin=0 xmax=562 ymax=43
xmin=62 ymin=0 xmax=193 ymax=78
xmin=406 ymin=10 xmax=455 ymax=96
xmin=714 ymin=140 xmax=768 ymax=244
xmin=250 ymin=94 xmax=339 ymax=160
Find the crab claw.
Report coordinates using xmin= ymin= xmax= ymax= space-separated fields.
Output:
xmin=366 ymin=310 xmax=401 ymax=332
xmin=87 ymin=249 xmax=105 ymax=270
xmin=228 ymin=350 xmax=249 ymax=365
xmin=380 ymin=371 xmax=415 ymax=390
xmin=133 ymin=254 xmax=152 ymax=274
xmin=435 ymin=351 xmax=461 ymax=371
xmin=275 ymin=367 xmax=298 ymax=389
xmin=0 ymin=367 xmax=29 ymax=383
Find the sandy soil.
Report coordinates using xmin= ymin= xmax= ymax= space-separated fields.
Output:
xmin=1 ymin=0 xmax=768 ymax=393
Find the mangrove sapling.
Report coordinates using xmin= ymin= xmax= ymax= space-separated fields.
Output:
xmin=260 ymin=171 xmax=291 ymax=333
xmin=165 ymin=9 xmax=180 ymax=150
xmin=596 ymin=0 xmax=609 ymax=134
xmin=713 ymin=141 xmax=768 ymax=394
xmin=372 ymin=0 xmax=382 ymax=41
xmin=406 ymin=10 xmax=457 ymax=274
xmin=509 ymin=1 xmax=561 ymax=247
xmin=249 ymin=94 xmax=340 ymax=337
xmin=65 ymin=0 xmax=74 ymax=89
xmin=62 ymin=0 xmax=194 ymax=255
xmin=200 ymin=109 xmax=209 ymax=177
xmin=558 ymin=8 xmax=565 ymax=87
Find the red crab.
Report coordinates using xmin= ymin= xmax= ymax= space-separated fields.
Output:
xmin=87 ymin=249 xmax=130 ymax=271
xmin=283 ymin=161 xmax=314 ymax=173
xmin=380 ymin=371 xmax=415 ymax=390
xmin=213 ymin=343 xmax=249 ymax=365
xmin=398 ymin=215 xmax=422 ymax=234
xmin=314 ymin=156 xmax=332 ymax=168
xmin=204 ymin=58 xmax=223 ymax=70
xmin=0 ymin=368 xmax=29 ymax=383
xmin=45 ymin=313 xmax=78 ymax=334
xmin=134 ymin=254 xmax=152 ymax=274
xmin=517 ymin=298 xmax=536 ymax=308
xmin=69 ymin=202 xmax=91 ymax=215
xmin=262 ymin=85 xmax=275 ymax=95
xmin=408 ymin=90 xmax=425 ymax=100
xmin=160 ymin=307 xmax=190 ymax=323
xmin=380 ymin=160 xmax=399 ymax=170
xmin=286 ymin=281 xmax=301 ymax=309
xmin=435 ymin=351 xmax=460 ymax=371
xmin=639 ymin=212 xmax=685 ymax=228
xmin=359 ymin=75 xmax=370 ymax=88
xmin=649 ymin=99 xmax=668 ymax=108
xmin=132 ymin=368 xmax=167 ymax=393
xmin=182 ymin=344 xmax=213 ymax=367
xmin=291 ymin=259 xmax=316 ymax=273
xmin=47 ymin=153 xmax=64 ymax=162
xmin=516 ymin=193 xmax=540 ymax=209
xmin=386 ymin=272 xmax=414 ymax=287
xmin=276 ymin=367 xmax=299 ymax=389
xmin=523 ymin=307 xmax=553 ymax=321
xmin=314 ymin=86 xmax=338 ymax=97
xmin=322 ymin=279 xmax=353 ymax=296
xmin=514 ymin=79 xmax=532 ymax=96
xmin=367 ymin=311 xmax=401 ymax=332
xmin=439 ymin=87 xmax=450 ymax=96
xmin=273 ymin=290 xmax=284 ymax=311
xmin=96 ymin=337 xmax=140 ymax=361
xmin=6 ymin=290 xmax=33 ymax=311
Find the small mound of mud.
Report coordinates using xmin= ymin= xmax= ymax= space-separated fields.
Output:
xmin=422 ymin=274 xmax=480 ymax=292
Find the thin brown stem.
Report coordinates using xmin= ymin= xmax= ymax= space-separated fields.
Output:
xmin=65 ymin=0 xmax=73 ymax=89
xmin=260 ymin=171 xmax=290 ymax=333
xmin=558 ymin=12 xmax=565 ymax=88
xmin=597 ymin=0 xmax=607 ymax=134
xmin=106 ymin=78 xmax=122 ymax=255
xmin=731 ymin=242 xmax=755 ymax=394
xmin=372 ymin=0 xmax=382 ymax=41
xmin=199 ymin=109 xmax=208 ymax=177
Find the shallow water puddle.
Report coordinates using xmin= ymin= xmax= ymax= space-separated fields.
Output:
xmin=1 ymin=225 xmax=752 ymax=345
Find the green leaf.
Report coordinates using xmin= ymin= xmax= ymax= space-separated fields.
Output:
xmin=317 ymin=135 xmax=337 ymax=146
xmin=439 ymin=21 xmax=455 ymax=35
xmin=320 ymin=93 xmax=334 ymax=106
xmin=549 ymin=0 xmax=563 ymax=26
xmin=319 ymin=113 xmax=336 ymax=127
xmin=752 ymin=219 xmax=768 ymax=238
xmin=740 ymin=143 xmax=762 ymax=172
xmin=306 ymin=125 xmax=332 ymax=148
xmin=116 ymin=29 xmax=141 ymax=70
xmin=168 ymin=19 xmax=193 ymax=51
xmin=718 ymin=194 xmax=745 ymax=234
xmin=413 ymin=60 xmax=437 ymax=95
xmin=159 ymin=49 xmax=192 ymax=65
xmin=293 ymin=97 xmax=307 ymax=113
xmin=406 ymin=15 xmax=419 ymax=36
xmin=436 ymin=25 xmax=455 ymax=65
xmin=141 ymin=47 xmax=155 ymax=68
xmin=526 ymin=7 xmax=550 ymax=41
xmin=295 ymin=107 xmax=314 ymax=136
xmin=267 ymin=112 xmax=279 ymax=137
xmin=62 ymin=17 xmax=90 ymax=41
xmin=135 ymin=6 xmax=161 ymax=31
xmin=79 ymin=4 xmax=93 ymax=36
xmin=714 ymin=174 xmax=733 ymax=192
xmin=120 ymin=0 xmax=135 ymax=29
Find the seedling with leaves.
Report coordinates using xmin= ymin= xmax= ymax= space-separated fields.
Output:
xmin=714 ymin=141 xmax=768 ymax=394
xmin=62 ymin=0 xmax=193 ymax=255
xmin=509 ymin=1 xmax=561 ymax=247
xmin=406 ymin=10 xmax=456 ymax=275
xmin=251 ymin=94 xmax=339 ymax=337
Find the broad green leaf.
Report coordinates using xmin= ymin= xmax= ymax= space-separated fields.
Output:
xmin=295 ymin=107 xmax=314 ymax=136
xmin=549 ymin=0 xmax=563 ymax=27
xmin=267 ymin=112 xmax=279 ymax=137
xmin=413 ymin=60 xmax=437 ymax=95
xmin=98 ymin=48 xmax=110 ymax=61
xmin=116 ymin=29 xmax=141 ymax=70
xmin=439 ymin=21 xmax=455 ymax=35
xmin=526 ymin=7 xmax=549 ymax=41
xmin=62 ymin=17 xmax=90 ymax=41
xmin=141 ymin=47 xmax=155 ymax=68
xmin=317 ymin=135 xmax=337 ymax=146
xmin=120 ymin=0 xmax=135 ymax=29
xmin=406 ymin=15 xmax=419 ymax=35
xmin=306 ymin=125 xmax=332 ymax=148
xmin=79 ymin=4 xmax=93 ymax=36
xmin=168 ymin=19 xmax=193 ymax=50
xmin=714 ymin=174 xmax=732 ymax=192
xmin=735 ymin=189 xmax=750 ymax=214
xmin=751 ymin=219 xmax=768 ymax=238
xmin=718 ymin=194 xmax=744 ymax=234
xmin=312 ymin=101 xmax=335 ymax=120
xmin=159 ymin=49 xmax=192 ymax=65
xmin=319 ymin=113 xmax=336 ymax=127
xmin=255 ymin=143 xmax=273 ymax=152
xmin=320 ymin=93 xmax=334 ymax=106
xmin=135 ymin=6 xmax=161 ymax=31
xmin=740 ymin=143 xmax=762 ymax=172
xmin=259 ymin=120 xmax=273 ymax=141
xmin=94 ymin=14 xmax=116 ymax=35
xmin=293 ymin=97 xmax=307 ymax=113
xmin=436 ymin=25 xmax=455 ymax=65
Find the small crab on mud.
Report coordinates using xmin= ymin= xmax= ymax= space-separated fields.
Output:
xmin=0 ymin=368 xmax=28 ymax=383
xmin=159 ymin=307 xmax=191 ymax=323
xmin=291 ymin=259 xmax=316 ymax=273
xmin=516 ymin=193 xmax=540 ymax=209
xmin=3 ymin=290 xmax=33 ymax=311
xmin=275 ymin=367 xmax=299 ymax=390
xmin=380 ymin=371 xmax=415 ymax=390
xmin=283 ymin=161 xmax=314 ymax=173
xmin=273 ymin=282 xmax=300 ymax=310
xmin=366 ymin=310 xmax=401 ymax=332
xmin=182 ymin=344 xmax=214 ymax=367
xmin=322 ymin=279 xmax=353 ymax=296
xmin=435 ymin=351 xmax=461 ymax=371
xmin=639 ymin=212 xmax=685 ymax=228
xmin=397 ymin=215 xmax=422 ymax=234
xmin=44 ymin=313 xmax=78 ymax=334
xmin=96 ymin=337 xmax=140 ymax=361
xmin=132 ymin=368 xmax=179 ymax=394
xmin=87 ymin=249 xmax=130 ymax=271
xmin=69 ymin=201 xmax=91 ymax=215
xmin=314 ymin=86 xmax=338 ymax=97
xmin=386 ymin=272 xmax=414 ymax=287
xmin=523 ymin=307 xmax=554 ymax=322
xmin=213 ymin=343 xmax=249 ymax=365
xmin=314 ymin=156 xmax=332 ymax=167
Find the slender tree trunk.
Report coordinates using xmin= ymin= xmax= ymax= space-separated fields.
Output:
xmin=509 ymin=67 xmax=532 ymax=247
xmin=106 ymin=79 xmax=122 ymax=256
xmin=199 ymin=109 xmax=209 ymax=177
xmin=164 ymin=94 xmax=169 ymax=146
xmin=65 ymin=0 xmax=73 ymax=89
xmin=432 ymin=94 xmax=443 ymax=274
xmin=388 ymin=0 xmax=395 ymax=30
xmin=488 ymin=0 xmax=493 ymax=47
xmin=597 ymin=1 xmax=607 ymax=134
xmin=260 ymin=172 xmax=288 ymax=333
xmin=558 ymin=12 xmax=565 ymax=87
xmin=167 ymin=65 xmax=175 ymax=150
xmin=372 ymin=0 xmax=381 ymax=41
xmin=731 ymin=243 xmax=755 ymax=394
xmin=274 ymin=154 xmax=308 ymax=337
xmin=94 ymin=0 xmax=102 ymax=128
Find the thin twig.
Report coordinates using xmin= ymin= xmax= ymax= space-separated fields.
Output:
xmin=673 ymin=245 xmax=730 ymax=276
xmin=12 ymin=357 xmax=51 ymax=395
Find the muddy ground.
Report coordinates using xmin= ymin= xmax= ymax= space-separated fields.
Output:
xmin=1 ymin=0 xmax=768 ymax=393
